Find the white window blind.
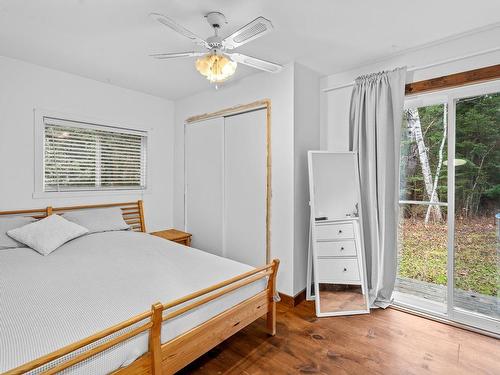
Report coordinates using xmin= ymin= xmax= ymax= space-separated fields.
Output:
xmin=43 ymin=117 xmax=147 ymax=192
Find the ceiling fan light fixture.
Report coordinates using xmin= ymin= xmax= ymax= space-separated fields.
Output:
xmin=195 ymin=53 xmax=237 ymax=83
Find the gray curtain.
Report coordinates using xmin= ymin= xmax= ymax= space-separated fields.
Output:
xmin=349 ymin=67 xmax=407 ymax=308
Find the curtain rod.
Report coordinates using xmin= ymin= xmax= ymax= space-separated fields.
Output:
xmin=322 ymin=46 xmax=500 ymax=93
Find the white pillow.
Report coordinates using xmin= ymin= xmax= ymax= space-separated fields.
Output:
xmin=0 ymin=216 xmax=36 ymax=250
xmin=63 ymin=207 xmax=130 ymax=234
xmin=7 ymin=214 xmax=88 ymax=255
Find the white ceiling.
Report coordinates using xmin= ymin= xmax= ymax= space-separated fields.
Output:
xmin=0 ymin=0 xmax=499 ymax=100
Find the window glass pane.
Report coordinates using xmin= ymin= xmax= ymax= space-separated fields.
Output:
xmin=400 ymin=103 xmax=448 ymax=206
xmin=44 ymin=126 xmax=97 ymax=190
xmin=396 ymin=203 xmax=448 ymax=307
xmin=453 ymin=92 xmax=499 ymax=320
xmin=100 ymin=131 xmax=144 ymax=187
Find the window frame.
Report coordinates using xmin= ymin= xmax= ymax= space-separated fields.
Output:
xmin=34 ymin=109 xmax=150 ymax=198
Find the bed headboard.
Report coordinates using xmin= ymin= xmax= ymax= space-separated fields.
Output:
xmin=0 ymin=200 xmax=147 ymax=232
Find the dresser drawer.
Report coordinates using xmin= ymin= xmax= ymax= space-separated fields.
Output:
xmin=316 ymin=240 xmax=357 ymax=257
xmin=317 ymin=258 xmax=360 ymax=283
xmin=315 ymin=223 xmax=354 ymax=240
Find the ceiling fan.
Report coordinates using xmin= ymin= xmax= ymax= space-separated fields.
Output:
xmin=149 ymin=11 xmax=282 ymax=84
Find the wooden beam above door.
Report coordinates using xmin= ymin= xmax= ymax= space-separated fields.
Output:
xmin=405 ymin=64 xmax=500 ymax=95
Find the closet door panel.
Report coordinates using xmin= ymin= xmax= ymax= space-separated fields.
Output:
xmin=224 ymin=109 xmax=267 ymax=267
xmin=185 ymin=118 xmax=224 ymax=255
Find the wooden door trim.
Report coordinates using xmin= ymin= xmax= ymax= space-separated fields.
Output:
xmin=405 ymin=64 xmax=500 ymax=95
xmin=185 ymin=99 xmax=272 ymax=263
xmin=186 ymin=100 xmax=270 ymax=124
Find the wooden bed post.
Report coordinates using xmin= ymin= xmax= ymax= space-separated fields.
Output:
xmin=150 ymin=302 xmax=163 ymax=375
xmin=266 ymin=259 xmax=280 ymax=336
xmin=138 ymin=200 xmax=147 ymax=233
xmin=46 ymin=206 xmax=53 ymax=216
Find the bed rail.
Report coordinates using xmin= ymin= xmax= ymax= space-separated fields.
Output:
xmin=3 ymin=309 xmax=153 ymax=375
xmin=0 ymin=200 xmax=146 ymax=232
xmin=2 ymin=259 xmax=280 ymax=375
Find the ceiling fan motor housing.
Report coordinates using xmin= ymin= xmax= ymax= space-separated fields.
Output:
xmin=206 ymin=35 xmax=223 ymax=49
xmin=206 ymin=12 xmax=227 ymax=29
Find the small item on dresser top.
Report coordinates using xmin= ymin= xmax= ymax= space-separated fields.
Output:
xmin=315 ymin=216 xmax=328 ymax=221
xmin=150 ymin=228 xmax=192 ymax=246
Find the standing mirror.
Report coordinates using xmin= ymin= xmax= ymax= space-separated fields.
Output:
xmin=306 ymin=151 xmax=370 ymax=316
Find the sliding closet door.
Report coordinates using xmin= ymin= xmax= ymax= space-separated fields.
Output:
xmin=224 ymin=109 xmax=267 ymax=267
xmin=185 ymin=118 xmax=224 ymax=255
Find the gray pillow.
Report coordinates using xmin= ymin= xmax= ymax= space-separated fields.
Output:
xmin=63 ymin=207 xmax=130 ymax=234
xmin=7 ymin=214 xmax=88 ymax=256
xmin=0 ymin=216 xmax=36 ymax=249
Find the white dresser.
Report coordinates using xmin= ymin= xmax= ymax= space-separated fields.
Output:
xmin=307 ymin=151 xmax=370 ymax=317
xmin=315 ymin=219 xmax=362 ymax=283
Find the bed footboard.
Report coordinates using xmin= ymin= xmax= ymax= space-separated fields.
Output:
xmin=3 ymin=259 xmax=279 ymax=375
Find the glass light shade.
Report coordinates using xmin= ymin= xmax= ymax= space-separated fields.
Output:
xmin=195 ymin=53 xmax=237 ymax=83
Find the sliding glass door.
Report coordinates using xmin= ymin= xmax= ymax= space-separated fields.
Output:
xmin=395 ymin=80 xmax=500 ymax=334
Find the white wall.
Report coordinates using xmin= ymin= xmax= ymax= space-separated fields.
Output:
xmin=321 ymin=26 xmax=500 ymax=151
xmin=293 ymin=64 xmax=320 ymax=295
xmin=174 ymin=64 xmax=296 ymax=294
xmin=0 ymin=55 xmax=174 ymax=231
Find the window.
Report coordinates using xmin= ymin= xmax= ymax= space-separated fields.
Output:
xmin=41 ymin=117 xmax=147 ymax=193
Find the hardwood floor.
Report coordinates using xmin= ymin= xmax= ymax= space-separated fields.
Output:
xmin=179 ymin=301 xmax=499 ymax=375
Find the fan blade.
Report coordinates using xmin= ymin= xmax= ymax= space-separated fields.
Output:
xmin=150 ymin=13 xmax=208 ymax=47
xmin=222 ymin=16 xmax=273 ymax=49
xmin=150 ymin=51 xmax=205 ymax=59
xmin=227 ymin=53 xmax=282 ymax=73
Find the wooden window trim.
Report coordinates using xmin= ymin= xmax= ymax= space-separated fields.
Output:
xmin=405 ymin=64 xmax=500 ymax=95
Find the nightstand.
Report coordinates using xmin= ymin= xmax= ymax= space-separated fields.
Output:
xmin=150 ymin=229 xmax=192 ymax=246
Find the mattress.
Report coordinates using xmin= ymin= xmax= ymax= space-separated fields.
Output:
xmin=0 ymin=231 xmax=267 ymax=374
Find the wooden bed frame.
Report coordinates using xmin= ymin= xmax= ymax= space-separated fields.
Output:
xmin=1 ymin=201 xmax=280 ymax=375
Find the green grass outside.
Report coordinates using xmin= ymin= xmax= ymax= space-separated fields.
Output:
xmin=398 ymin=217 xmax=499 ymax=296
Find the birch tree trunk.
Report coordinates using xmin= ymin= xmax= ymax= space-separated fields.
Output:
xmin=425 ymin=106 xmax=447 ymax=223
xmin=467 ymin=145 xmax=494 ymax=216
xmin=406 ymin=108 xmax=442 ymax=222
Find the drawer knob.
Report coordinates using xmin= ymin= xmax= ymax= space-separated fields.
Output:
xmin=340 ymin=246 xmax=345 ymax=250
xmin=338 ymin=230 xmax=343 ymax=234
xmin=343 ymin=267 xmax=347 ymax=272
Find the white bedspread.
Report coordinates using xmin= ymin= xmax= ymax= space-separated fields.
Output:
xmin=0 ymin=231 xmax=266 ymax=374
